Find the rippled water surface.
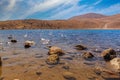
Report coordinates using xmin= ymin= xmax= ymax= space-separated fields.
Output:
xmin=0 ymin=30 xmax=120 ymax=49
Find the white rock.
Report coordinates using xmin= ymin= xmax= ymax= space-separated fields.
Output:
xmin=25 ymin=40 xmax=35 ymax=46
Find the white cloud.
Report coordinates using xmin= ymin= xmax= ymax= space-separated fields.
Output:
xmin=20 ymin=0 xmax=79 ymax=19
xmin=6 ymin=0 xmax=17 ymax=11
xmin=93 ymin=0 xmax=102 ymax=5
xmin=49 ymin=5 xmax=87 ymax=20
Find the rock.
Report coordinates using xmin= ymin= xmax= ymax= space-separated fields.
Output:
xmin=11 ymin=39 xmax=17 ymax=43
xmin=82 ymin=52 xmax=94 ymax=59
xmin=48 ymin=46 xmax=65 ymax=56
xmin=63 ymin=72 xmax=76 ymax=80
xmin=8 ymin=35 xmax=13 ymax=39
xmin=46 ymin=54 xmax=59 ymax=65
xmin=75 ymin=44 xmax=87 ymax=50
xmin=101 ymin=48 xmax=116 ymax=61
xmin=36 ymin=71 xmax=42 ymax=76
xmin=110 ymin=58 xmax=120 ymax=72
xmin=24 ymin=40 xmax=35 ymax=48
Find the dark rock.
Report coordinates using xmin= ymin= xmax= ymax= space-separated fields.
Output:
xmin=46 ymin=54 xmax=60 ymax=65
xmin=11 ymin=39 xmax=17 ymax=43
xmin=101 ymin=48 xmax=116 ymax=61
xmin=24 ymin=44 xmax=31 ymax=48
xmin=82 ymin=52 xmax=94 ymax=59
xmin=36 ymin=71 xmax=42 ymax=76
xmin=8 ymin=35 xmax=13 ymax=39
xmin=75 ymin=44 xmax=87 ymax=50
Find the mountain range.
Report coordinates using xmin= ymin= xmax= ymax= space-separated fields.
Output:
xmin=0 ymin=13 xmax=120 ymax=29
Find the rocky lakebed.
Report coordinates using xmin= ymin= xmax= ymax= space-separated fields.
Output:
xmin=0 ymin=30 xmax=120 ymax=80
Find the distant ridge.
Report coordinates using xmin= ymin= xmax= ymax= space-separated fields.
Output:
xmin=0 ymin=13 xmax=120 ymax=29
xmin=69 ymin=13 xmax=108 ymax=20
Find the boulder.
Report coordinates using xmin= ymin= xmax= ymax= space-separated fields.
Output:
xmin=46 ymin=54 xmax=59 ymax=65
xmin=110 ymin=58 xmax=120 ymax=72
xmin=24 ymin=40 xmax=35 ymax=48
xmin=75 ymin=44 xmax=87 ymax=50
xmin=11 ymin=39 xmax=17 ymax=43
xmin=63 ymin=71 xmax=76 ymax=80
xmin=82 ymin=52 xmax=94 ymax=59
xmin=101 ymin=48 xmax=116 ymax=61
xmin=48 ymin=46 xmax=65 ymax=56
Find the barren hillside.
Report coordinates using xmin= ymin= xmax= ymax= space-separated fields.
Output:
xmin=0 ymin=13 xmax=120 ymax=29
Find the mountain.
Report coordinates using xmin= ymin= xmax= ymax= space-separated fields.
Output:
xmin=69 ymin=13 xmax=107 ymax=20
xmin=0 ymin=13 xmax=120 ymax=29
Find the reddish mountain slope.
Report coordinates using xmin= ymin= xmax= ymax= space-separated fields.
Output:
xmin=0 ymin=13 xmax=120 ymax=29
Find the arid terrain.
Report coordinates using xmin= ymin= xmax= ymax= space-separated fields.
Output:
xmin=0 ymin=13 xmax=120 ymax=29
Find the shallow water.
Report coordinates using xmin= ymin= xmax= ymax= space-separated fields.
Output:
xmin=0 ymin=30 xmax=120 ymax=50
xmin=0 ymin=30 xmax=120 ymax=79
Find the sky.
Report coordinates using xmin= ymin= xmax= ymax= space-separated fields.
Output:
xmin=0 ymin=0 xmax=120 ymax=21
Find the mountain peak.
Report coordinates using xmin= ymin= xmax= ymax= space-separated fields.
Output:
xmin=70 ymin=13 xmax=107 ymax=20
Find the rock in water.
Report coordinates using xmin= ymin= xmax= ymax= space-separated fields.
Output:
xmin=75 ymin=44 xmax=87 ymax=50
xmin=110 ymin=58 xmax=120 ymax=72
xmin=82 ymin=52 xmax=94 ymax=59
xmin=24 ymin=40 xmax=35 ymax=48
xmin=46 ymin=54 xmax=59 ymax=65
xmin=101 ymin=48 xmax=116 ymax=61
xmin=11 ymin=39 xmax=17 ymax=43
xmin=8 ymin=35 xmax=13 ymax=39
xmin=48 ymin=46 xmax=65 ymax=56
xmin=63 ymin=72 xmax=76 ymax=80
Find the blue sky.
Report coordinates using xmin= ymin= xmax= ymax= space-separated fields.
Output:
xmin=0 ymin=0 xmax=120 ymax=21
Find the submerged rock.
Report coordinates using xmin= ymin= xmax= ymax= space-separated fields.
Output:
xmin=46 ymin=54 xmax=59 ymax=65
xmin=24 ymin=40 xmax=35 ymax=48
xmin=75 ymin=44 xmax=87 ymax=50
xmin=110 ymin=58 xmax=120 ymax=72
xmin=48 ymin=46 xmax=65 ymax=56
xmin=11 ymin=39 xmax=17 ymax=43
xmin=8 ymin=35 xmax=13 ymax=39
xmin=82 ymin=52 xmax=94 ymax=59
xmin=101 ymin=48 xmax=116 ymax=61
xmin=63 ymin=72 xmax=76 ymax=80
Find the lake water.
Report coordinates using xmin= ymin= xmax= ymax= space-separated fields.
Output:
xmin=0 ymin=30 xmax=120 ymax=50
